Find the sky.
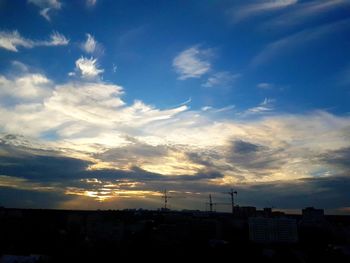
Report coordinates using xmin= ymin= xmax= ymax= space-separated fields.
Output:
xmin=0 ymin=0 xmax=350 ymax=214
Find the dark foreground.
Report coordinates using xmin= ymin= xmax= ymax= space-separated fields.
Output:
xmin=0 ymin=207 xmax=350 ymax=262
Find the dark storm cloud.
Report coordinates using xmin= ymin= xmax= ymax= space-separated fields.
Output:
xmin=1 ymin=134 xmax=350 ymax=212
xmin=0 ymin=154 xmax=91 ymax=182
xmin=231 ymin=175 xmax=350 ymax=210
xmin=227 ymin=140 xmax=286 ymax=173
xmin=95 ymin=138 xmax=169 ymax=164
xmin=320 ymin=146 xmax=350 ymax=171
xmin=232 ymin=140 xmax=263 ymax=154
xmin=0 ymin=136 xmax=224 ymax=185
xmin=0 ymin=186 xmax=72 ymax=209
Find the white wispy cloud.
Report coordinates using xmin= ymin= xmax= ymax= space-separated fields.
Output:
xmin=257 ymin=82 xmax=273 ymax=89
xmin=80 ymin=33 xmax=103 ymax=55
xmin=42 ymin=31 xmax=69 ymax=46
xmin=202 ymin=71 xmax=240 ymax=88
xmin=263 ymin=0 xmax=350 ymax=28
xmin=86 ymin=0 xmax=97 ymax=7
xmin=11 ymin=61 xmax=29 ymax=72
xmin=0 ymin=31 xmax=33 ymax=52
xmin=242 ymin=98 xmax=275 ymax=116
xmin=230 ymin=0 xmax=298 ymax=23
xmin=252 ymin=19 xmax=350 ymax=66
xmin=74 ymin=57 xmax=104 ymax=79
xmin=28 ymin=0 xmax=62 ymax=21
xmin=173 ymin=46 xmax=212 ymax=80
xmin=0 ymin=30 xmax=69 ymax=52
xmin=82 ymin=34 xmax=96 ymax=53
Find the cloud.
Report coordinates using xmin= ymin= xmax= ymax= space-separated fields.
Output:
xmin=0 ymin=73 xmax=53 ymax=101
xmin=173 ymin=46 xmax=212 ymax=80
xmin=252 ymin=19 xmax=350 ymax=66
xmin=82 ymin=34 xmax=97 ymax=53
xmin=81 ymin=33 xmax=103 ymax=55
xmin=202 ymin=71 xmax=241 ymax=88
xmin=227 ymin=140 xmax=286 ymax=175
xmin=263 ymin=0 xmax=350 ymax=28
xmin=0 ymin=31 xmax=33 ymax=52
xmin=257 ymin=82 xmax=273 ymax=89
xmin=229 ymin=0 xmax=298 ymax=23
xmin=0 ymin=63 xmax=350 ymax=209
xmin=86 ymin=0 xmax=97 ymax=7
xmin=2 ymin=133 xmax=350 ymax=211
xmin=42 ymin=31 xmax=69 ymax=46
xmin=0 ymin=30 xmax=69 ymax=52
xmin=74 ymin=57 xmax=104 ymax=79
xmin=320 ymin=147 xmax=350 ymax=172
xmin=28 ymin=0 xmax=62 ymax=21
xmin=241 ymin=98 xmax=275 ymax=116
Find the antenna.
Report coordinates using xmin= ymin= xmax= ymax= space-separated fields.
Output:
xmin=161 ymin=189 xmax=172 ymax=210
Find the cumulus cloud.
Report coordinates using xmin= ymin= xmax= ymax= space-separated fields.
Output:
xmin=28 ymin=0 xmax=62 ymax=21
xmin=173 ymin=46 xmax=212 ymax=80
xmin=74 ymin=57 xmax=104 ymax=79
xmin=0 ymin=30 xmax=69 ymax=52
xmin=0 ymin=73 xmax=53 ymax=101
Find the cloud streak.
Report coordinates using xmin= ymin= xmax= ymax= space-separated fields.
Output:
xmin=229 ymin=0 xmax=298 ymax=23
xmin=263 ymin=0 xmax=350 ymax=28
xmin=0 ymin=30 xmax=69 ymax=52
xmin=252 ymin=18 xmax=350 ymax=66
xmin=202 ymin=71 xmax=240 ymax=88
xmin=173 ymin=46 xmax=212 ymax=80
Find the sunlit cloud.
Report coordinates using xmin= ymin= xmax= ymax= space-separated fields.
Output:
xmin=173 ymin=46 xmax=212 ymax=80
xmin=0 ymin=30 xmax=69 ymax=52
xmin=0 ymin=60 xmax=350 ymax=210
xmin=74 ymin=57 xmax=104 ymax=79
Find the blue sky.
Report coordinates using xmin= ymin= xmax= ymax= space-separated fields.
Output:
xmin=0 ymin=0 xmax=350 ymax=213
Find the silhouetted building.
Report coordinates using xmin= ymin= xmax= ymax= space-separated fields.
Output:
xmin=302 ymin=207 xmax=324 ymax=222
xmin=233 ymin=206 xmax=256 ymax=218
xmin=249 ymin=217 xmax=298 ymax=243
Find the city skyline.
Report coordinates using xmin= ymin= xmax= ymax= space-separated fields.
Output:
xmin=0 ymin=0 xmax=350 ymax=213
